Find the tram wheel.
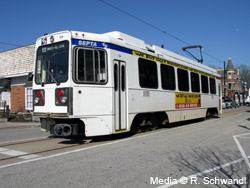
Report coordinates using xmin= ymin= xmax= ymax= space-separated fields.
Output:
xmin=206 ymin=110 xmax=212 ymax=119
xmin=149 ymin=115 xmax=159 ymax=131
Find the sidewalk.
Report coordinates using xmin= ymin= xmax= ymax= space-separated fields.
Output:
xmin=0 ymin=119 xmax=40 ymax=129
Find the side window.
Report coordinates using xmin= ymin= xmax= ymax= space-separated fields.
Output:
xmin=201 ymin=75 xmax=209 ymax=93
xmin=210 ymin=77 xmax=216 ymax=94
xmin=74 ymin=48 xmax=107 ymax=84
xmin=161 ymin=64 xmax=175 ymax=90
xmin=191 ymin=72 xmax=200 ymax=92
xmin=177 ymin=68 xmax=189 ymax=92
xmin=138 ymin=58 xmax=158 ymax=89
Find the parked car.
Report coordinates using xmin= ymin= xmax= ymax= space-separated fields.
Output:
xmin=245 ymin=96 xmax=250 ymax=106
xmin=224 ymin=99 xmax=239 ymax=108
xmin=223 ymin=99 xmax=231 ymax=108
xmin=222 ymin=100 xmax=226 ymax=109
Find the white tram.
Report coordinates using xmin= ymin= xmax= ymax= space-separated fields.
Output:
xmin=33 ymin=30 xmax=222 ymax=137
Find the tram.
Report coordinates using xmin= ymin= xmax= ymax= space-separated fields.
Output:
xmin=33 ymin=30 xmax=222 ymax=137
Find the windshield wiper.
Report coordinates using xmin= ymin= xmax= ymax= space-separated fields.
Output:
xmin=47 ymin=69 xmax=60 ymax=86
xmin=47 ymin=59 xmax=60 ymax=86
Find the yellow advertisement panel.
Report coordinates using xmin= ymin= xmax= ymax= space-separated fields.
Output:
xmin=175 ymin=92 xmax=201 ymax=109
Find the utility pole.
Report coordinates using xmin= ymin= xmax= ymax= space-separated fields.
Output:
xmin=224 ymin=61 xmax=226 ymax=99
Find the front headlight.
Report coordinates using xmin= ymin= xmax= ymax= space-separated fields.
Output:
xmin=61 ymin=96 xmax=67 ymax=104
xmin=34 ymin=97 xmax=40 ymax=104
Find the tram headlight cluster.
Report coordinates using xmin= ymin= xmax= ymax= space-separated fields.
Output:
xmin=33 ymin=90 xmax=45 ymax=106
xmin=55 ymin=88 xmax=70 ymax=106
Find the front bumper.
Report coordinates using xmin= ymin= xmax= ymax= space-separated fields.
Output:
xmin=33 ymin=112 xmax=69 ymax=118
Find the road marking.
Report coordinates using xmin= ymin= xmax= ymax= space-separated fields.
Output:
xmin=1 ymin=150 xmax=28 ymax=157
xmin=233 ymin=132 xmax=250 ymax=138
xmin=233 ymin=133 xmax=250 ymax=173
xmin=155 ymin=156 xmax=248 ymax=188
xmin=154 ymin=127 xmax=250 ymax=188
xmin=0 ymin=147 xmax=40 ymax=159
xmin=19 ymin=154 xmax=40 ymax=160
xmin=0 ymin=147 xmax=9 ymax=152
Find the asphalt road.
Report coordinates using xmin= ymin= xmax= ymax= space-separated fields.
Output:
xmin=0 ymin=108 xmax=250 ymax=188
xmin=0 ymin=126 xmax=49 ymax=144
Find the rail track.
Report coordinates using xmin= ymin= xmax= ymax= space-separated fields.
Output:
xmin=0 ymin=107 xmax=249 ymax=166
xmin=0 ymin=136 xmax=92 ymax=163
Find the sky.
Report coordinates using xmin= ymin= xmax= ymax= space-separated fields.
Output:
xmin=0 ymin=0 xmax=249 ymax=68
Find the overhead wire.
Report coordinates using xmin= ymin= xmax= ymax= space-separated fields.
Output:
xmin=1 ymin=1 xmax=224 ymax=64
xmin=100 ymin=0 xmax=190 ymax=46
xmin=99 ymin=0 xmax=224 ymax=64
xmin=203 ymin=51 xmax=224 ymax=63
xmin=0 ymin=41 xmax=34 ymax=52
xmin=0 ymin=41 xmax=23 ymax=47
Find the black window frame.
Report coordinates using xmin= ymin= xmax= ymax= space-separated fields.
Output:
xmin=138 ymin=58 xmax=158 ymax=89
xmin=201 ymin=75 xmax=209 ymax=93
xmin=160 ymin=64 xmax=176 ymax=90
xmin=177 ymin=68 xmax=189 ymax=92
xmin=73 ymin=47 xmax=108 ymax=84
xmin=35 ymin=41 xmax=69 ymax=85
xmin=191 ymin=72 xmax=200 ymax=93
xmin=209 ymin=77 xmax=216 ymax=94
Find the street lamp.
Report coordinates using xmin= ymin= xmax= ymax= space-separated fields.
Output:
xmin=224 ymin=61 xmax=226 ymax=100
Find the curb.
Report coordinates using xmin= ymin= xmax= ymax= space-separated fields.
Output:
xmin=0 ymin=118 xmax=8 ymax=123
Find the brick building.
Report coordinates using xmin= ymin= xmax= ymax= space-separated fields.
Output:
xmin=0 ymin=44 xmax=35 ymax=112
xmin=217 ymin=58 xmax=242 ymax=102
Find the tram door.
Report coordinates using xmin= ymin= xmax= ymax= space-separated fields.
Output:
xmin=114 ymin=60 xmax=127 ymax=131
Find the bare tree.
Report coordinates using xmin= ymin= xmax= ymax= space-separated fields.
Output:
xmin=237 ymin=64 xmax=250 ymax=81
